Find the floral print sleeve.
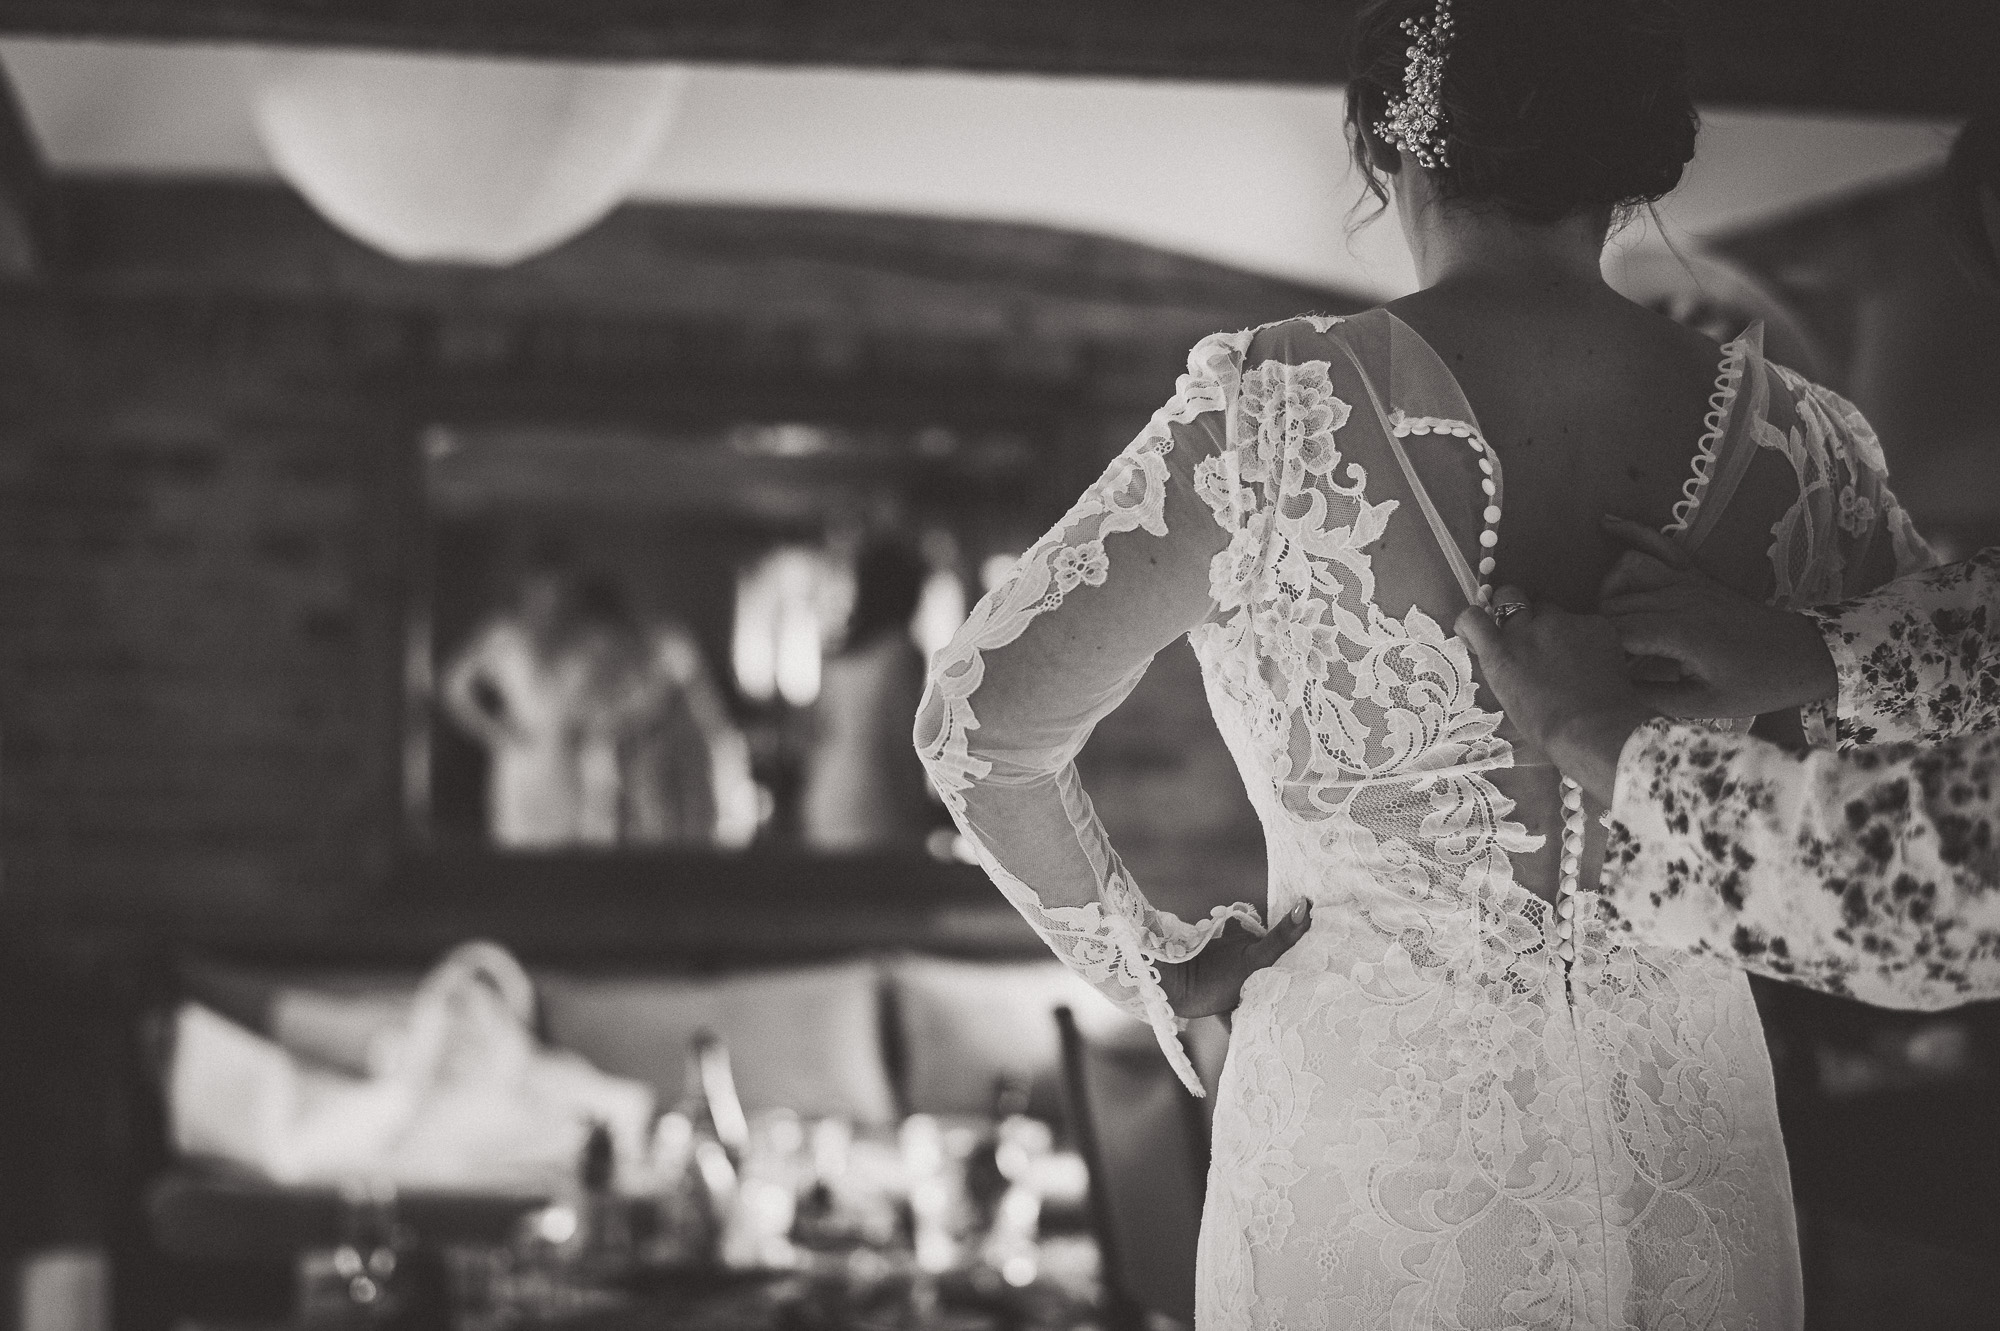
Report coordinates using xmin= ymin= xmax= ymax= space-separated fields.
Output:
xmin=1802 ymin=547 xmax=2000 ymax=748
xmin=1600 ymin=716 xmax=2000 ymax=1010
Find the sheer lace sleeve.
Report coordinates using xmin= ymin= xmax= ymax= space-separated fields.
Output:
xmin=914 ymin=331 xmax=1266 ymax=1094
xmin=1767 ymin=374 xmax=1935 ymax=603
xmin=1801 ymin=548 xmax=2000 ymax=748
xmin=1762 ymin=372 xmax=1939 ymax=745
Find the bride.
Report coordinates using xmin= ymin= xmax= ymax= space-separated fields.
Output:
xmin=915 ymin=0 xmax=1931 ymax=1326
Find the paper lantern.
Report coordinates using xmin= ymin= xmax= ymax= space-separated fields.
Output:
xmin=247 ymin=49 xmax=687 ymax=265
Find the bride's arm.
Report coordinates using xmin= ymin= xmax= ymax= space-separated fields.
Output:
xmin=1789 ymin=377 xmax=1942 ymax=746
xmin=914 ymin=330 xmax=1287 ymax=1094
xmin=1604 ymin=382 xmax=1982 ymax=752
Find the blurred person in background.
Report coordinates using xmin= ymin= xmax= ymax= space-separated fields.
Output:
xmin=801 ymin=535 xmax=938 ymax=852
xmin=443 ymin=552 xmax=748 ymax=848
xmin=1457 ymin=105 xmax=2000 ymax=1012
xmin=626 ymin=622 xmax=759 ymax=850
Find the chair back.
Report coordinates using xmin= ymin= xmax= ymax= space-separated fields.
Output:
xmin=1054 ymin=1006 xmax=1209 ymax=1331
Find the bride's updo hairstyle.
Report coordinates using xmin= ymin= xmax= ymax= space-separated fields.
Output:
xmin=1346 ymin=0 xmax=1699 ymax=225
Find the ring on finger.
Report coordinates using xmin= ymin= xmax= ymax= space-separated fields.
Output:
xmin=1491 ymin=599 xmax=1531 ymax=626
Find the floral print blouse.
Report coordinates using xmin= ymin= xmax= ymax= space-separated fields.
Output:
xmin=1601 ymin=548 xmax=2000 ymax=1009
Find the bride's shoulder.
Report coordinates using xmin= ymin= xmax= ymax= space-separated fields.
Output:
xmin=1760 ymin=355 xmax=1857 ymax=414
xmin=1236 ymin=308 xmax=1389 ymax=361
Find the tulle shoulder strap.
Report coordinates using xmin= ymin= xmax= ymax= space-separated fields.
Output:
xmin=1324 ymin=310 xmax=1495 ymax=606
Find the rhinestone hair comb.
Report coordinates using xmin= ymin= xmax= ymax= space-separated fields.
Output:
xmin=1373 ymin=0 xmax=1455 ymax=170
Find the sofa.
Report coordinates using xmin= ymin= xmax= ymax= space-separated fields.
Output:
xmin=123 ymin=947 xmax=1214 ymax=1327
xmin=100 ymin=914 xmax=2000 ymax=1329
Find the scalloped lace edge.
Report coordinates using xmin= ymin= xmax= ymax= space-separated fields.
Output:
xmin=1664 ymin=336 xmax=1752 ymax=537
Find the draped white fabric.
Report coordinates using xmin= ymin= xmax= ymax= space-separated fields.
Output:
xmin=916 ymin=310 xmax=1930 ymax=1329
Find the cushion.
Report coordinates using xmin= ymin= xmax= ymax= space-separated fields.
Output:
xmin=268 ymin=987 xmax=414 ymax=1076
xmin=179 ymin=962 xmax=421 ymax=1076
xmin=889 ymin=957 xmax=1144 ymax=1121
xmin=167 ymin=990 xmax=656 ymax=1193
xmin=537 ymin=961 xmax=897 ymax=1126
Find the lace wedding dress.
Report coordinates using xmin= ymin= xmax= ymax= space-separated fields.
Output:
xmin=915 ymin=309 xmax=1931 ymax=1330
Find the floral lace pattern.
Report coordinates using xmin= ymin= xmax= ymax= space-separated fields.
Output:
xmin=1653 ymin=331 xmax=1921 ymax=743
xmin=916 ymin=311 xmax=1922 ymax=1328
xmin=1760 ymin=367 xmax=1931 ymax=611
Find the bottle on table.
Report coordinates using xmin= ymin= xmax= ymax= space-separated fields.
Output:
xmin=963 ymin=1075 xmax=1031 ymax=1230
xmin=973 ymin=1075 xmax=1049 ymax=1289
xmin=642 ymin=1029 xmax=748 ymax=1267
xmin=687 ymin=1028 xmax=752 ymax=1162
xmin=571 ymin=1121 xmax=634 ymax=1274
xmin=720 ymin=1110 xmax=805 ymax=1270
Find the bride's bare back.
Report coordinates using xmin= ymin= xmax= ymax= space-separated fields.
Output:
xmin=1388 ymin=283 xmax=1727 ymax=609
xmin=1340 ymin=262 xmax=1918 ymax=917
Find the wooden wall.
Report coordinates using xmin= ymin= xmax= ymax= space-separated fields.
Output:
xmin=0 ymin=293 xmax=408 ymax=924
xmin=0 ymin=0 xmax=1989 ymax=115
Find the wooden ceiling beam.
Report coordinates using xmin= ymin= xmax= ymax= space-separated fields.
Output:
xmin=0 ymin=64 xmax=59 ymax=276
xmin=40 ymin=177 xmax=1358 ymax=352
xmin=0 ymin=0 xmax=1990 ymax=116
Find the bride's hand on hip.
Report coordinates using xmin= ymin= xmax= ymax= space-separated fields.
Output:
xmin=1156 ymin=901 xmax=1312 ymax=1018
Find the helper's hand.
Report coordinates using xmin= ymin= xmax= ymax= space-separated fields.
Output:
xmin=1598 ymin=515 xmax=1838 ymax=717
xmin=1156 ymin=902 xmax=1312 ymax=1018
xmin=1455 ymin=589 xmax=1654 ymax=805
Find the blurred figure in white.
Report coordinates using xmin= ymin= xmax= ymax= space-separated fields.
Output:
xmin=628 ymin=625 xmax=759 ymax=850
xmin=442 ymin=554 xmax=750 ymax=847
xmin=800 ymin=536 xmax=938 ymax=852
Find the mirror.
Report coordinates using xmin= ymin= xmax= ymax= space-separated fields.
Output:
xmin=403 ymin=416 xmax=1048 ymax=857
